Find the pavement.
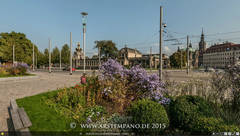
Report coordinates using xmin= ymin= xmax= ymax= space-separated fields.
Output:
xmin=0 ymin=71 xmax=83 ymax=131
xmin=0 ymin=70 xmax=210 ymax=131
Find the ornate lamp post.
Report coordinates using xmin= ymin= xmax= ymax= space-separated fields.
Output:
xmin=81 ymin=12 xmax=88 ymax=74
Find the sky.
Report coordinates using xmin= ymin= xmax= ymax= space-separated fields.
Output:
xmin=1 ymin=0 xmax=240 ymax=56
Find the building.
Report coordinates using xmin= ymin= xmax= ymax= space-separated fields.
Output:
xmin=73 ymin=43 xmax=103 ymax=69
xmin=118 ymin=47 xmax=170 ymax=68
xmin=203 ymin=42 xmax=240 ymax=68
xmin=118 ymin=47 xmax=142 ymax=66
xmin=192 ymin=50 xmax=199 ymax=68
xmin=198 ymin=29 xmax=207 ymax=67
xmin=73 ymin=44 xmax=170 ymax=69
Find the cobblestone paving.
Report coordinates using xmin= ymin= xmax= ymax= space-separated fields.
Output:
xmin=0 ymin=71 xmax=82 ymax=131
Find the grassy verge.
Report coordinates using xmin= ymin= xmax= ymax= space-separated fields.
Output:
xmin=16 ymin=90 xmax=72 ymax=132
xmin=0 ymin=73 xmax=35 ymax=78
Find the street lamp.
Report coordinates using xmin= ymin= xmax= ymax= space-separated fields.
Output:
xmin=81 ymin=12 xmax=88 ymax=74
xmin=159 ymin=6 xmax=167 ymax=81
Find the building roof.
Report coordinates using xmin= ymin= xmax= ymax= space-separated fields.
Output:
xmin=119 ymin=47 xmax=142 ymax=54
xmin=205 ymin=42 xmax=240 ymax=53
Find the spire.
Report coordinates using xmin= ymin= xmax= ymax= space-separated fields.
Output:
xmin=189 ymin=41 xmax=192 ymax=48
xmin=200 ymin=28 xmax=205 ymax=41
xmin=178 ymin=46 xmax=180 ymax=52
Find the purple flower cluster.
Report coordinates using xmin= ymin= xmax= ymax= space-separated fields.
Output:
xmin=99 ymin=59 xmax=170 ymax=104
xmin=150 ymin=90 xmax=170 ymax=104
xmin=100 ymin=59 xmax=124 ymax=80
xmin=14 ymin=62 xmax=29 ymax=69
xmin=86 ymin=117 xmax=92 ymax=124
xmin=124 ymin=65 xmax=165 ymax=92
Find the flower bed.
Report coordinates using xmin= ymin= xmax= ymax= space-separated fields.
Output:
xmin=16 ymin=59 xmax=240 ymax=135
xmin=0 ymin=62 xmax=30 ymax=77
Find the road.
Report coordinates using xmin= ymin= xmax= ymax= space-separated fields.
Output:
xmin=0 ymin=70 xmax=210 ymax=131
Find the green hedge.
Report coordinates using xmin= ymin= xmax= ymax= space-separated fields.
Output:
xmin=128 ymin=99 xmax=169 ymax=134
xmin=169 ymin=95 xmax=214 ymax=131
xmin=190 ymin=117 xmax=240 ymax=135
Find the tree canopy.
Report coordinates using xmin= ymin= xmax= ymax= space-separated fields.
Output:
xmin=52 ymin=47 xmax=60 ymax=64
xmin=169 ymin=50 xmax=187 ymax=68
xmin=61 ymin=44 xmax=70 ymax=65
xmin=94 ymin=40 xmax=118 ymax=59
xmin=0 ymin=31 xmax=38 ymax=65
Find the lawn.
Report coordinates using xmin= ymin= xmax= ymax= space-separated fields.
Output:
xmin=16 ymin=90 xmax=73 ymax=132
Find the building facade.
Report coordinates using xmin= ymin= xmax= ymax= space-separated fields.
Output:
xmin=118 ymin=47 xmax=170 ymax=69
xmin=73 ymin=45 xmax=170 ymax=69
xmin=203 ymin=42 xmax=240 ymax=68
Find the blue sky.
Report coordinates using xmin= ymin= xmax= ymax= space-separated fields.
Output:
xmin=1 ymin=0 xmax=240 ymax=56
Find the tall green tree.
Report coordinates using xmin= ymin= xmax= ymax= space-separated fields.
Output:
xmin=36 ymin=51 xmax=45 ymax=67
xmin=170 ymin=50 xmax=187 ymax=68
xmin=61 ymin=44 xmax=70 ymax=65
xmin=0 ymin=31 xmax=38 ymax=65
xmin=94 ymin=40 xmax=118 ymax=59
xmin=52 ymin=47 xmax=60 ymax=64
xmin=43 ymin=48 xmax=49 ymax=65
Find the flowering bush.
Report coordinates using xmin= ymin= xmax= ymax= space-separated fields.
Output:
xmin=2 ymin=62 xmax=29 ymax=75
xmin=99 ymin=59 xmax=169 ymax=105
xmin=100 ymin=59 xmax=124 ymax=80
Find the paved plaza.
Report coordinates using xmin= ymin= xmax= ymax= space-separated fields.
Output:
xmin=0 ymin=70 xmax=210 ymax=131
xmin=0 ymin=71 xmax=83 ymax=131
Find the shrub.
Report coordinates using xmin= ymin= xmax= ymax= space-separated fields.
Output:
xmin=99 ymin=59 xmax=170 ymax=105
xmin=16 ymin=63 xmax=28 ymax=75
xmin=219 ymin=124 xmax=240 ymax=132
xmin=169 ymin=95 xmax=214 ymax=131
xmin=190 ymin=117 xmax=223 ymax=134
xmin=190 ymin=117 xmax=240 ymax=134
xmin=5 ymin=63 xmax=29 ymax=75
xmin=0 ymin=67 xmax=9 ymax=76
xmin=7 ymin=67 xmax=20 ymax=75
xmin=128 ymin=99 xmax=169 ymax=134
xmin=56 ymin=88 xmax=85 ymax=109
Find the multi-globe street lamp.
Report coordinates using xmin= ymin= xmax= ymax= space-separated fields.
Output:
xmin=81 ymin=12 xmax=88 ymax=74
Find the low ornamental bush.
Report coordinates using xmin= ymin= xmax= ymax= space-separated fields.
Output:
xmin=190 ymin=117 xmax=240 ymax=135
xmin=99 ymin=59 xmax=170 ymax=105
xmin=128 ymin=99 xmax=169 ymax=134
xmin=169 ymin=95 xmax=214 ymax=131
xmin=6 ymin=63 xmax=29 ymax=75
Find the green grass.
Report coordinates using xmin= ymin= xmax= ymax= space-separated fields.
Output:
xmin=0 ymin=73 xmax=35 ymax=78
xmin=16 ymin=90 xmax=73 ymax=132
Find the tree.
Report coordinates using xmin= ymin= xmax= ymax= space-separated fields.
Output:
xmin=52 ymin=47 xmax=60 ymax=64
xmin=169 ymin=50 xmax=187 ymax=68
xmin=61 ymin=44 xmax=70 ymax=65
xmin=94 ymin=40 xmax=118 ymax=59
xmin=43 ymin=48 xmax=49 ymax=65
xmin=36 ymin=51 xmax=45 ymax=68
xmin=0 ymin=31 xmax=38 ymax=65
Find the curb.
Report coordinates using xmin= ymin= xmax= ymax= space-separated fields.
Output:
xmin=0 ymin=76 xmax=38 ymax=81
